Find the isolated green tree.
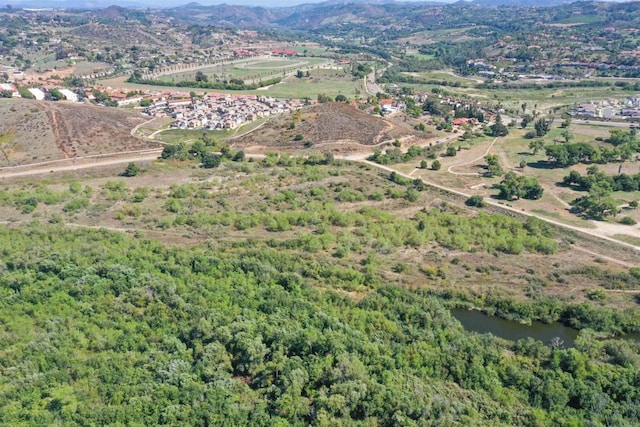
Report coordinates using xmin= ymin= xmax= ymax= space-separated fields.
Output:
xmin=484 ymin=154 xmax=503 ymax=177
xmin=490 ymin=114 xmax=509 ymax=137
xmin=571 ymin=184 xmax=618 ymax=220
xmin=195 ymin=71 xmax=208 ymax=82
xmin=529 ymin=139 xmax=545 ymax=155
xmin=122 ymin=162 xmax=140 ymax=177
xmin=534 ymin=118 xmax=551 ymax=137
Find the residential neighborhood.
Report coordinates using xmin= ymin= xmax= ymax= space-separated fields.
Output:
xmin=573 ymin=95 xmax=640 ymax=120
xmin=145 ymin=93 xmax=304 ymax=130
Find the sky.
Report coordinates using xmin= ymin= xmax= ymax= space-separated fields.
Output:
xmin=5 ymin=0 xmax=451 ymax=9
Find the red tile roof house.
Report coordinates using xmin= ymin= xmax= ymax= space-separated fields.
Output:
xmin=272 ymin=49 xmax=298 ymax=56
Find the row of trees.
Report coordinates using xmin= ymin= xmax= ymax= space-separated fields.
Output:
xmin=368 ymin=145 xmax=433 ymax=165
xmin=564 ymin=166 xmax=640 ymax=193
xmin=544 ymin=141 xmax=637 ymax=167
xmin=127 ymin=70 xmax=281 ymax=91
xmin=160 ymin=141 xmax=245 ymax=168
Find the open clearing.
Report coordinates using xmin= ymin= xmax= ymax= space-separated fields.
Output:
xmin=230 ymin=102 xmax=429 ymax=155
xmin=100 ymin=65 xmax=363 ymax=99
xmin=158 ymin=57 xmax=329 ymax=84
xmin=0 ymin=99 xmax=161 ymax=167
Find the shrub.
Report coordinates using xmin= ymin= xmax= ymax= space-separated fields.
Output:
xmin=466 ymin=195 xmax=486 ymax=208
xmin=63 ymin=198 xmax=90 ymax=213
xmin=619 ymin=216 xmax=637 ymax=225
xmin=445 ymin=145 xmax=457 ymax=157
xmin=122 ymin=162 xmax=140 ymax=177
xmin=201 ymin=153 xmax=221 ymax=168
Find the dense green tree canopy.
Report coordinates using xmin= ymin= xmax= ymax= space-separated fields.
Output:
xmin=0 ymin=225 xmax=638 ymax=426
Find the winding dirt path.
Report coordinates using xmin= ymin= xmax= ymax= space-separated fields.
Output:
xmin=447 ymin=137 xmax=498 ymax=175
xmin=1 ymin=116 xmax=637 ymax=264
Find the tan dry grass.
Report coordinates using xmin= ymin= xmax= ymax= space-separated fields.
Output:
xmin=230 ymin=102 xmax=427 ymax=154
xmin=0 ymin=99 xmax=161 ymax=167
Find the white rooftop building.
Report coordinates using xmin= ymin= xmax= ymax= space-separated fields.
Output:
xmin=59 ymin=89 xmax=78 ymax=102
xmin=28 ymin=88 xmax=45 ymax=100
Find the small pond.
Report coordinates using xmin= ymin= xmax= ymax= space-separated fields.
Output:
xmin=451 ymin=308 xmax=579 ymax=347
xmin=452 ymin=308 xmax=640 ymax=347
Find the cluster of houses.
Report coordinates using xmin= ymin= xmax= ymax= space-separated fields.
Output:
xmin=466 ymin=51 xmax=640 ymax=80
xmin=144 ymin=93 xmax=303 ymax=130
xmin=573 ymin=95 xmax=640 ymax=120
xmin=0 ymin=82 xmax=84 ymax=102
xmin=377 ymin=98 xmax=406 ymax=115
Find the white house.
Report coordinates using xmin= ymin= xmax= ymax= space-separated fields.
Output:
xmin=28 ymin=88 xmax=45 ymax=100
xmin=59 ymin=89 xmax=79 ymax=102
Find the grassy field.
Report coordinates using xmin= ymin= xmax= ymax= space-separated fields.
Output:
xmin=72 ymin=61 xmax=112 ymax=74
xmin=263 ymin=75 xmax=363 ymax=99
xmin=404 ymin=51 xmax=436 ymax=61
xmin=101 ymin=67 xmax=364 ymax=99
xmin=402 ymin=71 xmax=478 ymax=86
xmin=398 ymin=79 xmax=635 ymax=112
xmin=297 ymin=46 xmax=333 ymax=56
xmin=149 ymin=118 xmax=268 ymax=144
xmin=558 ymin=14 xmax=606 ymax=25
xmin=397 ymin=27 xmax=488 ymax=45
xmin=160 ymin=57 xmax=329 ymax=84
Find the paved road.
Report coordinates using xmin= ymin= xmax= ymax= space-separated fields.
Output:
xmin=573 ymin=119 xmax=638 ymax=129
xmin=364 ymin=61 xmax=392 ymax=96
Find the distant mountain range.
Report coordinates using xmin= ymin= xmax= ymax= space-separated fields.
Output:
xmin=3 ymin=0 xmax=636 ymax=32
xmin=4 ymin=0 xmax=628 ymax=10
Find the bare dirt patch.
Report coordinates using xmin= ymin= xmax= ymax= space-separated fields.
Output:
xmin=230 ymin=102 xmax=427 ymax=155
xmin=0 ymin=99 xmax=161 ymax=167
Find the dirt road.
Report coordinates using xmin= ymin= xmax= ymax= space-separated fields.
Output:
xmin=0 ymin=149 xmax=163 ymax=179
xmin=361 ymin=159 xmax=640 ymax=253
xmin=447 ymin=137 xmax=499 ymax=175
xmin=1 ymin=125 xmax=637 ymax=258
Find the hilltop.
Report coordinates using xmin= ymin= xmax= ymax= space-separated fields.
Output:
xmin=230 ymin=102 xmax=429 ymax=154
xmin=0 ymin=99 xmax=160 ymax=167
